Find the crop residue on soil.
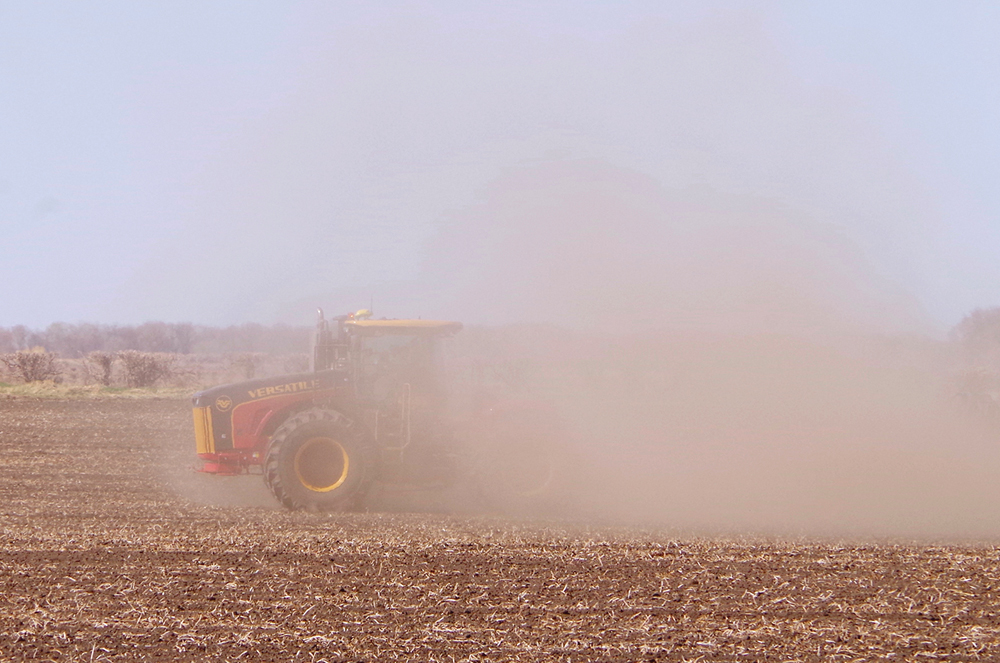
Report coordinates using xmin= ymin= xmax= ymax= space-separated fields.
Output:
xmin=3 ymin=397 xmax=1000 ymax=661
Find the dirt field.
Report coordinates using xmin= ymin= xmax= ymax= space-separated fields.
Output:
xmin=2 ymin=397 xmax=1000 ymax=661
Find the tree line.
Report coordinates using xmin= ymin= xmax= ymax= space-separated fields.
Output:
xmin=0 ymin=322 xmax=311 ymax=356
xmin=6 ymin=306 xmax=1000 ymax=361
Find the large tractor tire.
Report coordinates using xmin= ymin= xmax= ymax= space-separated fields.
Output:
xmin=263 ymin=408 xmax=372 ymax=511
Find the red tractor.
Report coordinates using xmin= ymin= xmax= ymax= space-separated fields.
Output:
xmin=192 ymin=310 xmax=560 ymax=511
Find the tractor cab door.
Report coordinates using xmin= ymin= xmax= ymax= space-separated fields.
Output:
xmin=342 ymin=320 xmax=462 ymax=484
xmin=350 ymin=328 xmax=452 ymax=454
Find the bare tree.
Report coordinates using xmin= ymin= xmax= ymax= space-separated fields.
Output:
xmin=172 ymin=323 xmax=195 ymax=354
xmin=11 ymin=325 xmax=31 ymax=351
xmin=953 ymin=307 xmax=1000 ymax=369
xmin=0 ymin=328 xmax=14 ymax=353
xmin=117 ymin=351 xmax=174 ymax=388
xmin=1 ymin=350 xmax=61 ymax=383
xmin=231 ymin=352 xmax=266 ymax=379
xmin=86 ymin=351 xmax=116 ymax=386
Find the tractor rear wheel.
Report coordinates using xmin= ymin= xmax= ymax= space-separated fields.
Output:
xmin=476 ymin=406 xmax=565 ymax=514
xmin=483 ymin=440 xmax=555 ymax=505
xmin=263 ymin=408 xmax=371 ymax=511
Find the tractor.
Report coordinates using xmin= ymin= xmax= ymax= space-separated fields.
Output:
xmin=192 ymin=309 xmax=560 ymax=511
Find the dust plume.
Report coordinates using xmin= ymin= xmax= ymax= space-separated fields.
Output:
xmin=424 ymin=161 xmax=997 ymax=539
xmin=130 ymin=7 xmax=939 ymax=327
xmin=422 ymin=161 xmax=927 ymax=335
xmin=112 ymin=5 xmax=994 ymax=538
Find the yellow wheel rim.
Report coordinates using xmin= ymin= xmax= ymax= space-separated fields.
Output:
xmin=294 ymin=437 xmax=350 ymax=492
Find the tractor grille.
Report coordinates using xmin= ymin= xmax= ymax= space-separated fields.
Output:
xmin=192 ymin=406 xmax=215 ymax=455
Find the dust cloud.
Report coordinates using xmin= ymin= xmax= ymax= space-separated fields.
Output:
xmin=115 ymin=6 xmax=993 ymax=538
xmin=425 ymin=161 xmax=998 ymax=540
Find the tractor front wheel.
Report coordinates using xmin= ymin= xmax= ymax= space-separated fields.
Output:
xmin=263 ymin=408 xmax=371 ymax=511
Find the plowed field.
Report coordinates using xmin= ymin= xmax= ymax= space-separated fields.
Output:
xmin=2 ymin=397 xmax=1000 ymax=661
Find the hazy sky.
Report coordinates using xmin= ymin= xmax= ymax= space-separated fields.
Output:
xmin=2 ymin=2 xmax=998 ymax=329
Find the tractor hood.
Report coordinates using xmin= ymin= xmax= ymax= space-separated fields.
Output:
xmin=191 ymin=369 xmax=348 ymax=409
xmin=191 ymin=369 xmax=352 ymax=455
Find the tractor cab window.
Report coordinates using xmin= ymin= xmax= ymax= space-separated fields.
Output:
xmin=356 ymin=333 xmax=440 ymax=403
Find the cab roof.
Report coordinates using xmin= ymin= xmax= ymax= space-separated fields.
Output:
xmin=344 ymin=319 xmax=463 ymax=335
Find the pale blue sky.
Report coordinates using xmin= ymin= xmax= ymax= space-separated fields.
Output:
xmin=1 ymin=2 xmax=998 ymax=329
